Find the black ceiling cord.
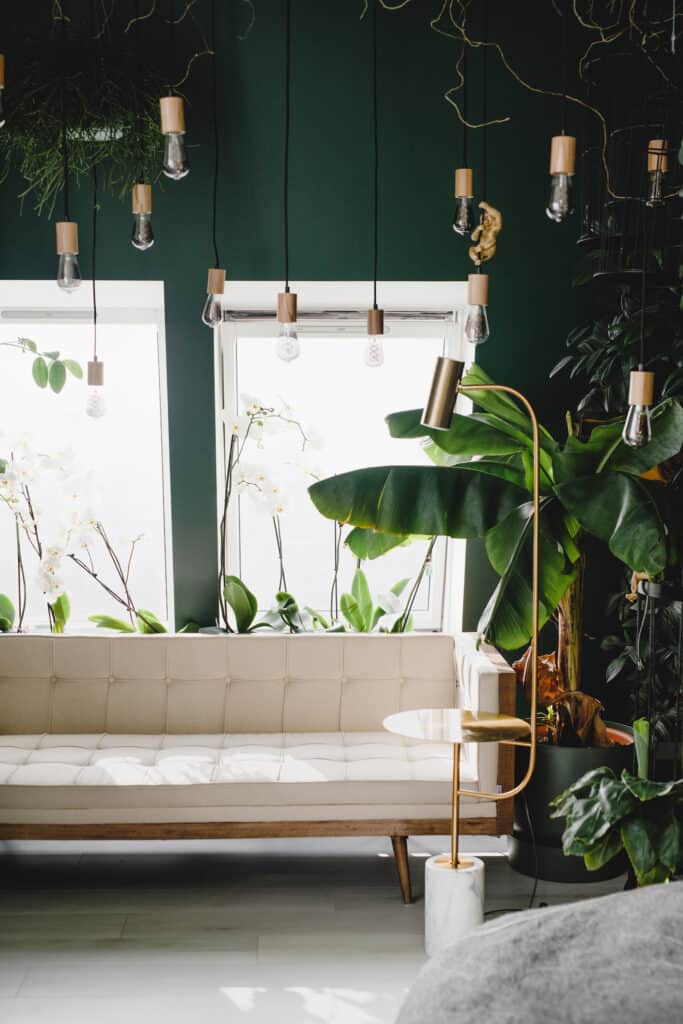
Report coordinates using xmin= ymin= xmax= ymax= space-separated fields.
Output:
xmin=462 ymin=39 xmax=468 ymax=167
xmin=210 ymin=0 xmax=220 ymax=269
xmin=91 ymin=163 xmax=98 ymax=360
xmin=371 ymin=0 xmax=379 ymax=310
xmin=60 ymin=0 xmax=70 ymax=221
xmin=561 ymin=0 xmax=568 ymax=135
xmin=283 ymin=0 xmax=291 ymax=293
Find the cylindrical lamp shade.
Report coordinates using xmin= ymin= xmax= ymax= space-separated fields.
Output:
xmin=87 ymin=360 xmax=104 ymax=386
xmin=278 ymin=291 xmax=297 ymax=323
xmin=207 ymin=268 xmax=226 ymax=295
xmin=56 ymin=221 xmax=79 ymax=255
xmin=647 ymin=139 xmax=668 ymax=173
xmin=454 ymin=168 xmax=473 ymax=198
xmin=0 ymin=53 xmax=5 ymax=88
xmin=549 ymin=135 xmax=576 ymax=175
xmin=421 ymin=356 xmax=465 ymax=430
xmin=160 ymin=95 xmax=186 ymax=135
xmin=367 ymin=308 xmax=384 ymax=335
xmin=628 ymin=370 xmax=655 ymax=406
xmin=132 ymin=184 xmax=152 ymax=214
xmin=467 ymin=273 xmax=489 ymax=305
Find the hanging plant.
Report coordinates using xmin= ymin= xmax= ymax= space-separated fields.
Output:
xmin=0 ymin=37 xmax=164 ymax=215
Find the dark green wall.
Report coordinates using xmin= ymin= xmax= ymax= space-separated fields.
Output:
xmin=0 ymin=1 xmax=580 ymax=627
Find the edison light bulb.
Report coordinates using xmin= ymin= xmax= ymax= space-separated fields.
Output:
xmin=546 ymin=172 xmax=574 ymax=222
xmin=56 ymin=252 xmax=81 ymax=292
xmin=464 ymin=273 xmax=490 ymax=345
xmin=276 ymin=322 xmax=300 ymax=362
xmin=452 ymin=197 xmax=474 ymax=236
xmin=646 ymin=139 xmax=667 ymax=208
xmin=160 ymin=96 xmax=190 ymax=180
xmin=131 ymin=213 xmax=154 ymax=250
xmin=86 ymin=386 xmax=106 ymax=419
xmin=201 ymin=293 xmax=222 ymax=327
xmin=0 ymin=87 xmax=5 ymax=129
xmin=364 ymin=336 xmax=384 ymax=367
xmin=622 ymin=404 xmax=651 ymax=448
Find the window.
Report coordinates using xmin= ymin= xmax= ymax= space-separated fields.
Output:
xmin=216 ymin=282 xmax=471 ymax=631
xmin=0 ymin=281 xmax=173 ymax=630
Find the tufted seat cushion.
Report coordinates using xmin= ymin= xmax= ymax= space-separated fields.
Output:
xmin=0 ymin=731 xmax=479 ymax=825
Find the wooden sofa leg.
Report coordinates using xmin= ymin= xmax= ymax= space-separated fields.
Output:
xmin=391 ymin=835 xmax=413 ymax=905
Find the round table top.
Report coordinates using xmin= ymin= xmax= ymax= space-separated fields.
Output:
xmin=383 ymin=708 xmax=531 ymax=745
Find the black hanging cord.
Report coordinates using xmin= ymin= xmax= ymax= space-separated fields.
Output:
xmin=462 ymin=41 xmax=468 ymax=166
xmin=283 ymin=0 xmax=291 ymax=292
xmin=60 ymin=3 xmax=70 ymax=221
xmin=371 ymin=0 xmax=379 ymax=310
xmin=561 ymin=0 xmax=568 ymax=134
xmin=167 ymin=0 xmax=176 ymax=94
xmin=92 ymin=164 xmax=98 ymax=360
xmin=210 ymin=0 xmax=221 ymax=268
xmin=478 ymin=0 xmax=488 ymax=276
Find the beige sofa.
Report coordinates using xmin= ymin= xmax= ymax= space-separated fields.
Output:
xmin=0 ymin=632 xmax=515 ymax=902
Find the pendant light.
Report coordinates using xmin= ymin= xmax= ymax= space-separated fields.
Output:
xmin=0 ymin=52 xmax=6 ymax=128
xmin=276 ymin=0 xmax=299 ymax=362
xmin=463 ymin=3 xmax=491 ymax=347
xmin=452 ymin=45 xmax=474 ymax=236
xmin=622 ymin=211 xmax=655 ymax=448
xmin=646 ymin=138 xmax=668 ymax=207
xmin=159 ymin=2 xmax=189 ymax=180
xmin=131 ymin=184 xmax=154 ymax=250
xmin=201 ymin=0 xmax=226 ymax=328
xmin=87 ymin=166 xmax=105 ymax=419
xmin=546 ymin=1 xmax=576 ymax=222
xmin=364 ymin=0 xmax=384 ymax=368
xmin=55 ymin=14 xmax=80 ymax=293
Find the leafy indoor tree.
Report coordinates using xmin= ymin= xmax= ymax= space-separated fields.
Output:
xmin=309 ymin=364 xmax=683 ymax=696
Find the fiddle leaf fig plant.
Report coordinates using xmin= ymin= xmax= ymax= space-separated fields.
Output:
xmin=309 ymin=364 xmax=683 ymax=696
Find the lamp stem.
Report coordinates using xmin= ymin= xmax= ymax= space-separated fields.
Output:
xmin=451 ymin=741 xmax=461 ymax=869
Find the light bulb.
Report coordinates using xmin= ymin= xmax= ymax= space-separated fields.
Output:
xmin=364 ymin=336 xmax=384 ymax=367
xmin=163 ymin=133 xmax=190 ymax=180
xmin=546 ymin=173 xmax=574 ymax=222
xmin=86 ymin=385 xmax=106 ymax=419
xmin=452 ymin=196 xmax=474 ymax=236
xmin=646 ymin=170 xmax=664 ymax=208
xmin=464 ymin=304 xmax=490 ymax=345
xmin=201 ymin=293 xmax=222 ymax=327
xmin=131 ymin=212 xmax=154 ymax=250
xmin=276 ymin=323 xmax=300 ymax=362
xmin=57 ymin=252 xmax=81 ymax=292
xmin=0 ymin=88 xmax=5 ymax=129
xmin=646 ymin=139 xmax=667 ymax=209
xmin=622 ymin=404 xmax=651 ymax=448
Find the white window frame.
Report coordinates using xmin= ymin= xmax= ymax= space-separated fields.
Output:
xmin=0 ymin=279 xmax=175 ymax=629
xmin=214 ymin=281 xmax=473 ymax=633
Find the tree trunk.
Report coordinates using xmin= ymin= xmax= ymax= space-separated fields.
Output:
xmin=557 ymin=556 xmax=584 ymax=692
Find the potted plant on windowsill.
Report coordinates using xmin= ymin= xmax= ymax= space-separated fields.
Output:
xmin=308 ymin=363 xmax=683 ymax=881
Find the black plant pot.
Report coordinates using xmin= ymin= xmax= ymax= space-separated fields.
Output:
xmin=508 ymin=722 xmax=634 ymax=883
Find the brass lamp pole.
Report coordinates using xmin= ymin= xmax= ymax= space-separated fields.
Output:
xmin=422 ymin=356 xmax=539 ymax=867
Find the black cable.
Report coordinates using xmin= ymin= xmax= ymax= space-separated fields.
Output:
xmin=481 ymin=0 xmax=488 ymax=199
xmin=167 ymin=0 xmax=175 ymax=94
xmin=91 ymin=164 xmax=98 ymax=360
xmin=283 ymin=0 xmax=291 ymax=292
xmin=561 ymin=0 xmax=568 ymax=134
xmin=210 ymin=0 xmax=220 ymax=268
xmin=60 ymin=2 xmax=70 ymax=221
xmin=371 ymin=0 xmax=379 ymax=310
xmin=462 ymin=41 xmax=468 ymax=166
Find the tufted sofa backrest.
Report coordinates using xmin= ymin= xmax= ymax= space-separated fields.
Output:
xmin=0 ymin=633 xmax=459 ymax=735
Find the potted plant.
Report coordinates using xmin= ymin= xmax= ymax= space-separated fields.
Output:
xmin=308 ymin=363 xmax=683 ymax=879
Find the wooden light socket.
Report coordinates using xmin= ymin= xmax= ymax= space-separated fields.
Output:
xmin=207 ymin=268 xmax=226 ymax=295
xmin=56 ymin=221 xmax=79 ymax=255
xmin=278 ymin=291 xmax=297 ymax=323
xmin=549 ymin=135 xmax=576 ymax=175
xmin=88 ymin=360 xmax=104 ymax=386
xmin=628 ymin=370 xmax=655 ymax=407
xmin=454 ymin=168 xmax=473 ymax=198
xmin=160 ymin=95 xmax=186 ymax=135
xmin=647 ymin=139 xmax=668 ymax=173
xmin=0 ymin=54 xmax=5 ymax=89
xmin=467 ymin=272 xmax=489 ymax=306
xmin=367 ymin=308 xmax=384 ymax=335
xmin=132 ymin=184 xmax=152 ymax=214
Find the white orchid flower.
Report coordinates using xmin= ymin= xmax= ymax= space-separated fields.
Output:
xmin=240 ymin=393 xmax=264 ymax=416
xmin=224 ymin=412 xmax=250 ymax=438
xmin=376 ymin=591 xmax=404 ymax=615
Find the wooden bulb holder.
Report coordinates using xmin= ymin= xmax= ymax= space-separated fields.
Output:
xmin=160 ymin=95 xmax=186 ymax=135
xmin=56 ymin=221 xmax=79 ymax=255
xmin=549 ymin=135 xmax=576 ymax=176
xmin=207 ymin=268 xmax=226 ymax=296
xmin=132 ymin=184 xmax=152 ymax=215
xmin=0 ymin=53 xmax=5 ymax=89
xmin=467 ymin=273 xmax=489 ymax=306
xmin=87 ymin=360 xmax=104 ymax=386
xmin=628 ymin=370 xmax=655 ymax=407
xmin=278 ymin=291 xmax=297 ymax=324
xmin=647 ymin=139 xmax=668 ymax=173
xmin=454 ymin=168 xmax=473 ymax=198
xmin=367 ymin=308 xmax=384 ymax=335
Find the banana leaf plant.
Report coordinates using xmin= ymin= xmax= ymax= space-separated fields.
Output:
xmin=309 ymin=365 xmax=683 ymax=695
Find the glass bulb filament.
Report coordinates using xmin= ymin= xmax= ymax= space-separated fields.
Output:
xmin=622 ymin=404 xmax=652 ymax=448
xmin=452 ymin=197 xmax=474 ymax=236
xmin=56 ymin=253 xmax=81 ymax=292
xmin=131 ymin=213 xmax=154 ymax=250
xmin=162 ymin=132 xmax=190 ymax=180
xmin=276 ymin=323 xmax=300 ymax=362
xmin=646 ymin=170 xmax=664 ymax=208
xmin=364 ymin=336 xmax=384 ymax=367
xmin=201 ymin=293 xmax=223 ymax=328
xmin=464 ymin=304 xmax=490 ymax=345
xmin=546 ymin=173 xmax=574 ymax=222
xmin=86 ymin=385 xmax=106 ymax=419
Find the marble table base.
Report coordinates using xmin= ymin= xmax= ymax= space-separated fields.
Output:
xmin=424 ymin=854 xmax=485 ymax=957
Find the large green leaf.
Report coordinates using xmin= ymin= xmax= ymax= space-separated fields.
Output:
xmin=351 ymin=569 xmax=373 ymax=631
xmin=89 ymin=614 xmax=136 ymax=633
xmin=659 ymin=816 xmax=683 ymax=873
xmin=555 ymin=471 xmax=671 ymax=575
xmin=309 ymin=465 xmax=526 ymax=539
xmin=583 ymin=829 xmax=624 ymax=871
xmin=136 ymin=609 xmax=168 ymax=634
xmin=459 ymin=365 xmax=558 ymax=454
xmin=224 ymin=575 xmax=258 ymax=633
xmin=346 ymin=527 xmax=414 ymax=560
xmin=50 ymin=593 xmax=70 ymax=634
xmin=477 ymin=498 xmax=578 ymax=650
xmin=620 ymin=817 xmax=659 ymax=884
xmin=386 ymin=408 xmax=528 ymax=457
xmin=340 ymin=593 xmax=367 ymax=632
xmin=0 ymin=593 xmax=15 ymax=632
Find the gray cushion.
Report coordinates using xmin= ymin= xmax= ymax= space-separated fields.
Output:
xmin=398 ymin=882 xmax=683 ymax=1024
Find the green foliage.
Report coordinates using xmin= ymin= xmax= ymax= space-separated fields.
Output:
xmin=550 ymin=767 xmax=683 ymax=885
xmin=309 ymin=366 xmax=682 ymax=651
xmin=136 ymin=609 xmax=167 ymax=634
xmin=223 ymin=576 xmax=260 ymax=633
xmin=89 ymin=610 xmax=167 ymax=634
xmin=50 ymin=593 xmax=70 ymax=634
xmin=89 ymin=614 xmax=136 ymax=633
xmin=0 ymin=593 xmax=16 ymax=632
xmin=4 ymin=338 xmax=84 ymax=392
xmin=339 ymin=569 xmax=412 ymax=633
xmin=633 ymin=718 xmax=650 ymax=779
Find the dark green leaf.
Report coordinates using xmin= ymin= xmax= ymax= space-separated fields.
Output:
xmin=178 ymin=622 xmax=200 ymax=633
xmin=386 ymin=408 xmax=528 ymax=457
xmin=621 ymin=771 xmax=683 ymax=801
xmin=658 ymin=816 xmax=683 ymax=873
xmin=48 ymin=360 xmax=67 ymax=394
xmin=32 ymin=356 xmax=48 ymax=388
xmin=620 ymin=817 xmax=659 ymax=883
xmin=583 ymin=829 xmax=624 ymax=871
xmin=346 ymin=527 xmax=413 ymax=560
xmin=89 ymin=614 xmax=136 ymax=633
xmin=223 ymin=575 xmax=258 ymax=633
